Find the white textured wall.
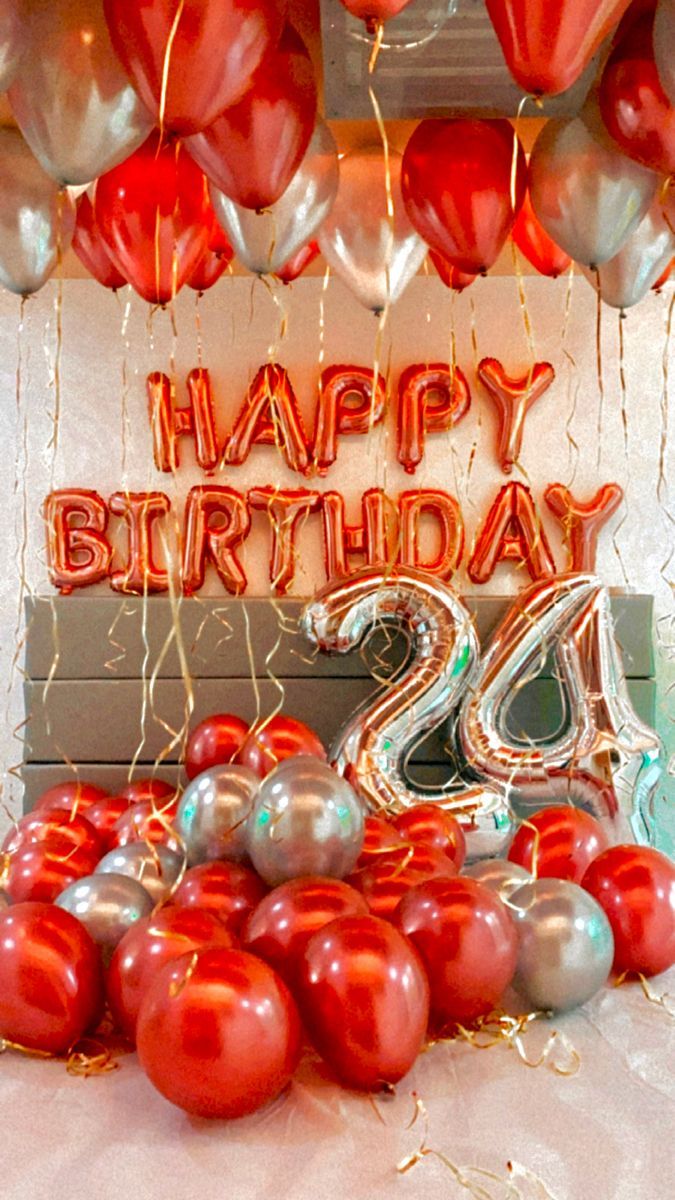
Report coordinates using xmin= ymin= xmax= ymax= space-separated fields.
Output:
xmin=0 ymin=274 xmax=673 ymax=839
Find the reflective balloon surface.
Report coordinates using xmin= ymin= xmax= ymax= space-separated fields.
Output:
xmin=0 ymin=1 xmax=25 ymax=91
xmin=238 ymin=715 xmax=326 ymax=778
xmin=0 ymin=128 xmax=75 ymax=295
xmin=246 ymin=756 xmax=365 ymax=887
xmin=319 ymin=147 xmax=426 ymax=312
xmin=185 ymin=713 xmax=249 ymax=780
xmin=463 ymin=857 xmax=532 ymax=901
xmin=95 ymin=841 xmax=183 ymax=905
xmin=393 ymin=804 xmax=466 ymax=869
xmin=55 ymin=873 xmax=153 ymax=951
xmin=212 ymin=121 xmax=339 ymax=275
xmin=172 ymin=861 xmax=267 ymax=935
xmin=529 ymin=117 xmax=656 ymax=267
xmin=174 ymin=764 xmax=258 ymax=865
xmin=581 ymin=844 xmax=675 ymax=977
xmin=8 ymin=0 xmax=153 ymax=186
xmin=510 ymin=878 xmax=614 ymax=1012
xmin=581 ymin=196 xmax=675 ymax=309
xmin=507 ymin=806 xmax=608 ymax=883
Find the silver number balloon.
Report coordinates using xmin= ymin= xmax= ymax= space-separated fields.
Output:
xmin=302 ymin=566 xmax=513 ymax=860
xmin=95 ymin=841 xmax=183 ymax=905
xmin=8 ymin=0 xmax=153 ymax=187
xmin=55 ymin=872 xmax=153 ymax=951
xmin=0 ymin=0 xmax=25 ymax=92
xmin=246 ymin=755 xmax=365 ymax=886
xmin=508 ymin=879 xmax=614 ymax=1012
xmin=211 ymin=121 xmax=339 ymax=276
xmin=174 ymin=765 xmax=258 ymax=865
xmin=655 ymin=0 xmax=675 ymax=107
xmin=0 ymin=127 xmax=75 ymax=295
xmin=529 ymin=117 xmax=657 ymax=267
xmin=318 ymin=147 xmax=427 ymax=313
xmin=459 ymin=573 xmax=663 ymax=844
xmin=581 ymin=195 xmax=675 ymax=310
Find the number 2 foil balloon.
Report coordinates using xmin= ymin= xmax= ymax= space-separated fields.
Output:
xmin=0 ymin=127 xmax=75 ymax=295
xmin=302 ymin=566 xmax=513 ymax=861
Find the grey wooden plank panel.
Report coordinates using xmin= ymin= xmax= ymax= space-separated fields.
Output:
xmin=24 ymin=594 xmax=654 ymax=680
xmin=24 ymin=677 xmax=656 ymax=766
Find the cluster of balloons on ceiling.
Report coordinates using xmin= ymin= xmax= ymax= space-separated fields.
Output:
xmin=0 ymin=0 xmax=673 ymax=313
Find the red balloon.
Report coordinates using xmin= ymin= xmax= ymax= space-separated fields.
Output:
xmin=107 ymin=905 xmax=236 ymax=1041
xmin=393 ymin=804 xmax=467 ymax=870
xmin=72 ymin=194 xmax=127 ymax=290
xmin=104 ymin=0 xmax=285 ymax=137
xmin=238 ymin=715 xmax=326 ymax=778
xmin=86 ymin=795 xmax=135 ymax=852
xmin=172 ymin=861 xmax=267 ymax=935
xmin=118 ymin=778 xmax=177 ymax=806
xmin=512 ymin=189 xmax=572 ymax=278
xmin=297 ymin=915 xmax=429 ymax=1090
xmin=243 ymin=876 xmax=369 ymax=988
xmin=2 ymin=807 xmax=102 ymax=862
xmin=35 ymin=781 xmax=109 ymax=815
xmin=581 ymin=845 xmax=675 ymax=977
xmin=600 ymin=14 xmax=675 ymax=175
xmin=188 ymin=246 xmax=228 ymax=294
xmin=187 ymin=26 xmax=317 ymax=211
xmin=485 ymin=0 xmax=633 ymax=96
xmin=275 ymin=240 xmax=320 ymax=284
xmin=429 ymin=250 xmax=477 ymax=291
xmin=355 ymin=815 xmax=405 ymax=868
xmin=95 ymin=134 xmax=212 ymax=305
xmin=348 ymin=843 xmax=457 ymax=921
xmin=0 ymin=902 xmax=103 ymax=1055
xmin=6 ymin=840 xmax=101 ymax=904
xmin=110 ymin=799 xmax=180 ymax=853
xmin=507 ymin=806 xmax=609 ymax=883
xmin=337 ymin=0 xmax=414 ymax=31
xmin=137 ymin=947 xmax=301 ymax=1117
xmin=185 ymin=713 xmax=249 ymax=780
xmin=395 ymin=877 xmax=518 ymax=1027
xmin=402 ymin=120 xmax=527 ymax=274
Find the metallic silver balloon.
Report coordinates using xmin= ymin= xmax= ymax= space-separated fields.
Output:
xmin=246 ymin=755 xmax=365 ymax=886
xmin=529 ymin=117 xmax=657 ymax=267
xmin=319 ymin=147 xmax=427 ymax=313
xmin=95 ymin=841 xmax=183 ymax=905
xmin=655 ymin=0 xmax=675 ymax=107
xmin=459 ymin=573 xmax=663 ymax=845
xmin=302 ymin=566 xmax=513 ymax=861
xmin=174 ymin=765 xmax=258 ymax=865
xmin=55 ymin=872 xmax=153 ymax=951
xmin=0 ymin=1 xmax=25 ymax=92
xmin=212 ymin=121 xmax=339 ymax=276
xmin=509 ymin=878 xmax=614 ymax=1012
xmin=581 ymin=196 xmax=675 ymax=310
xmin=463 ymin=858 xmax=532 ymax=901
xmin=8 ymin=0 xmax=153 ymax=186
xmin=0 ymin=127 xmax=75 ymax=294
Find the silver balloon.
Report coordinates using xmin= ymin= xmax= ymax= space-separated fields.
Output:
xmin=529 ymin=117 xmax=657 ymax=267
xmin=302 ymin=566 xmax=513 ymax=861
xmin=55 ymin=872 xmax=153 ymax=951
xmin=0 ymin=1 xmax=25 ymax=91
xmin=246 ymin=755 xmax=365 ymax=886
xmin=0 ymin=127 xmax=75 ymax=294
xmin=212 ymin=121 xmax=339 ymax=276
xmin=463 ymin=858 xmax=532 ymax=901
xmin=581 ymin=196 xmax=675 ymax=310
xmin=95 ymin=841 xmax=183 ymax=905
xmin=175 ymin=765 xmax=258 ymax=865
xmin=319 ymin=147 xmax=426 ymax=313
xmin=8 ymin=0 xmax=153 ymax=187
xmin=655 ymin=0 xmax=675 ymax=107
xmin=459 ymin=573 xmax=663 ymax=845
xmin=509 ymin=879 xmax=614 ymax=1012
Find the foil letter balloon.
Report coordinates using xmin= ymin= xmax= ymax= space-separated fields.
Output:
xmin=484 ymin=0 xmax=632 ymax=96
xmin=212 ymin=121 xmax=339 ymax=276
xmin=302 ymin=567 xmax=513 ymax=860
xmin=459 ymin=573 xmax=663 ymax=845
xmin=8 ymin=0 xmax=153 ymax=187
xmin=0 ymin=1 xmax=25 ymax=91
xmin=0 ymin=128 xmax=75 ymax=295
xmin=319 ymin=147 xmax=426 ymax=313
xmin=580 ymin=196 xmax=675 ymax=310
xmin=529 ymin=118 xmax=657 ymax=268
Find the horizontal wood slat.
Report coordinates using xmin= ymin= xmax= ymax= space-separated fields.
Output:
xmin=24 ymin=595 xmax=655 ymax=680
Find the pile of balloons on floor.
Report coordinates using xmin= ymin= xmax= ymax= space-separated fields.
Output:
xmin=1 ymin=1 xmax=675 ymax=310
xmin=0 ymin=710 xmax=673 ymax=1120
